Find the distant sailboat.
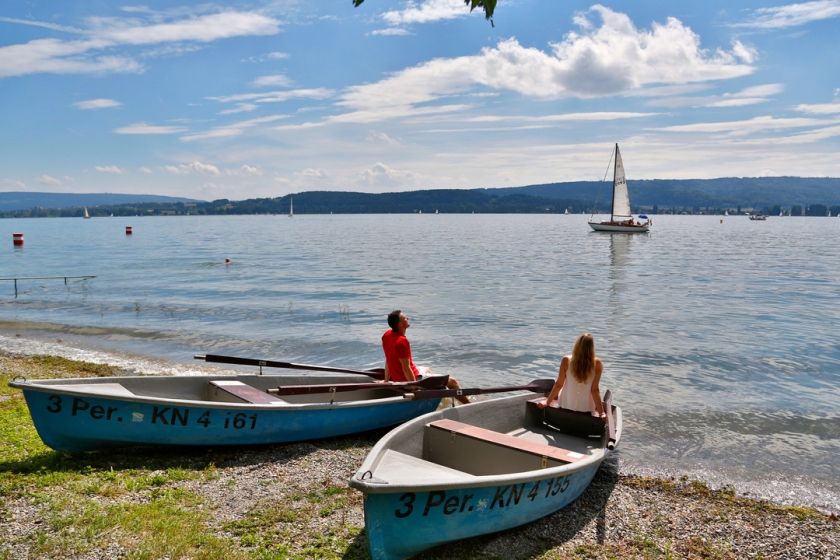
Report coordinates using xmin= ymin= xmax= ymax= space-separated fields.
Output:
xmin=588 ymin=144 xmax=650 ymax=233
xmin=564 ymin=208 xmax=570 ymax=215
xmin=83 ymin=207 xmax=90 ymax=219
xmin=288 ymin=197 xmax=293 ymax=218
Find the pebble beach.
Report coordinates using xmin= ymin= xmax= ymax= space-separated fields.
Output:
xmin=1 ymin=351 xmax=837 ymax=560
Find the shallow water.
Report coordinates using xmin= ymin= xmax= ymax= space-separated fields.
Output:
xmin=1 ymin=214 xmax=838 ymax=512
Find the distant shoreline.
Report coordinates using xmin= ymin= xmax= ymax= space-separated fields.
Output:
xmin=4 ymin=176 xmax=840 ymax=218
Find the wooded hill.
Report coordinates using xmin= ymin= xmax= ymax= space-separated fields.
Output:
xmin=2 ymin=177 xmax=839 ymax=217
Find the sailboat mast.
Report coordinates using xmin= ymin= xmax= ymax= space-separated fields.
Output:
xmin=611 ymin=143 xmax=618 ymax=221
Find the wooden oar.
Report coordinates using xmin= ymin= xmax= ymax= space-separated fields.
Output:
xmin=403 ymin=378 xmax=555 ymax=400
xmin=268 ymin=375 xmax=449 ymax=396
xmin=603 ymin=389 xmax=616 ymax=450
xmin=194 ymin=354 xmax=385 ymax=379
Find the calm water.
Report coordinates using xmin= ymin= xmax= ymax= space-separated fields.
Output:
xmin=1 ymin=214 xmax=838 ymax=512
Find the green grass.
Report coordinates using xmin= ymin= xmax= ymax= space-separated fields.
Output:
xmin=29 ymin=487 xmax=242 ymax=560
xmin=0 ymin=357 xmax=243 ymax=558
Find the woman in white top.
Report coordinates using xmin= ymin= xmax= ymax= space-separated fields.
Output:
xmin=539 ymin=333 xmax=606 ymax=417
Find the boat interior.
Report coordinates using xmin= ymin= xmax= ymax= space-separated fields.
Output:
xmin=371 ymin=395 xmax=614 ymax=484
xmin=25 ymin=374 xmax=409 ymax=405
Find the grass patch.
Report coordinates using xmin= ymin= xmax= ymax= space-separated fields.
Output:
xmin=306 ymin=483 xmax=352 ymax=517
xmin=30 ymin=487 xmax=241 ymax=560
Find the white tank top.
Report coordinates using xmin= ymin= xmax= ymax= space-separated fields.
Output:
xmin=558 ymin=356 xmax=596 ymax=412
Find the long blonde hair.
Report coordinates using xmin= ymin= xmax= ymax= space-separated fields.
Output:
xmin=569 ymin=333 xmax=596 ymax=382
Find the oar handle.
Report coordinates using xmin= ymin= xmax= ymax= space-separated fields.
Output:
xmin=268 ymin=375 xmax=449 ymax=396
xmin=194 ymin=354 xmax=385 ymax=379
xmin=403 ymin=378 xmax=554 ymax=400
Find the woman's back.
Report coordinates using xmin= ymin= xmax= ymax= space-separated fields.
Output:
xmin=559 ymin=355 xmax=596 ymax=412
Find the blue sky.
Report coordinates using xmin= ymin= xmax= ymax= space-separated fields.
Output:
xmin=1 ymin=1 xmax=839 ymax=200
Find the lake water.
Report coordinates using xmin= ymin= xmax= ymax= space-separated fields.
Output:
xmin=1 ymin=214 xmax=838 ymax=512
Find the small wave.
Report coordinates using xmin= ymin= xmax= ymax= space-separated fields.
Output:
xmin=0 ymin=333 xmax=226 ymax=377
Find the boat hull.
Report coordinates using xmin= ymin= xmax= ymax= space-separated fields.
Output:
xmin=350 ymin=392 xmax=622 ymax=559
xmin=588 ymin=221 xmax=649 ymax=233
xmin=362 ymin=464 xmax=599 ymax=560
xmin=16 ymin=385 xmax=440 ymax=452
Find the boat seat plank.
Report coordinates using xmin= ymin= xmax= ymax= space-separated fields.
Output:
xmin=376 ymin=450 xmax=472 ymax=485
xmin=209 ymin=380 xmax=286 ymax=404
xmin=61 ymin=383 xmax=135 ymax=398
xmin=429 ymin=419 xmax=586 ymax=464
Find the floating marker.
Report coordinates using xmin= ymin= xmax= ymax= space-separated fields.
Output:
xmin=12 ymin=232 xmax=23 ymax=246
xmin=125 ymin=226 xmax=133 ymax=235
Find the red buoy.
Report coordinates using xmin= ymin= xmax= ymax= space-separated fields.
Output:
xmin=125 ymin=226 xmax=133 ymax=235
xmin=12 ymin=232 xmax=24 ymax=246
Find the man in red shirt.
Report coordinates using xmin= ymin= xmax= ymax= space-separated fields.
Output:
xmin=382 ymin=310 xmax=470 ymax=404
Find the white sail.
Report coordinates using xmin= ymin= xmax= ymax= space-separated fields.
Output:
xmin=611 ymin=145 xmax=632 ymax=220
xmin=288 ymin=197 xmax=293 ymax=217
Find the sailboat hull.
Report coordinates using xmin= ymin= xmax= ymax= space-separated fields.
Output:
xmin=588 ymin=221 xmax=649 ymax=233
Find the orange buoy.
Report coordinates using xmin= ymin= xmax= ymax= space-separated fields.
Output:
xmin=125 ymin=226 xmax=133 ymax=235
xmin=12 ymin=232 xmax=24 ymax=246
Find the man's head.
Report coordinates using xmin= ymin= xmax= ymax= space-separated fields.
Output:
xmin=387 ymin=309 xmax=410 ymax=333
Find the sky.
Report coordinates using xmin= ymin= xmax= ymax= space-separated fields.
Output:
xmin=1 ymin=1 xmax=839 ymax=200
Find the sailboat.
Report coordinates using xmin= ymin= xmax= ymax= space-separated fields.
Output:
xmin=588 ymin=144 xmax=650 ymax=233
xmin=83 ymin=207 xmax=90 ymax=219
xmin=288 ymin=197 xmax=293 ymax=218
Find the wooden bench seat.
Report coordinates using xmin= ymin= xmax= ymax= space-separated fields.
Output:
xmin=423 ymin=419 xmax=585 ymax=475
xmin=209 ymin=380 xmax=286 ymax=404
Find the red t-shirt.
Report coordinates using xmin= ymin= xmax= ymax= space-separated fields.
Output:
xmin=382 ymin=329 xmax=420 ymax=382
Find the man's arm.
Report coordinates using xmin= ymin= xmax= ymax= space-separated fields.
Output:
xmin=399 ymin=358 xmax=416 ymax=381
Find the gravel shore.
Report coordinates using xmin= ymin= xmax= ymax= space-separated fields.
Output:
xmin=1 ymin=351 xmax=838 ymax=559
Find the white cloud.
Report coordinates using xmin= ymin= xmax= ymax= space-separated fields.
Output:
xmin=0 ymin=38 xmax=142 ymax=78
xmin=226 ymin=164 xmax=262 ymax=177
xmin=252 ymin=74 xmax=292 ymax=88
xmin=163 ymin=161 xmax=221 ymax=176
xmin=0 ymin=178 xmax=26 ymax=188
xmin=795 ymin=101 xmax=840 ymax=114
xmin=658 ymin=115 xmax=825 ymax=134
xmin=0 ymin=16 xmax=82 ymax=34
xmin=96 ymin=12 xmax=279 ymax=45
xmin=329 ymin=6 xmax=755 ymax=125
xmin=704 ymin=83 xmax=784 ymax=108
xmin=209 ymin=88 xmax=334 ymax=105
xmin=468 ymin=111 xmax=657 ymax=123
xmin=357 ymin=162 xmax=417 ymax=189
xmin=74 ymin=98 xmax=122 ymax=110
xmin=115 ymin=122 xmax=187 ymax=134
xmin=242 ymin=51 xmax=289 ymax=63
xmin=180 ymin=115 xmax=288 ymax=142
xmin=38 ymin=174 xmax=62 ymax=186
xmin=370 ymin=28 xmax=412 ymax=36
xmin=734 ymin=0 xmax=840 ymax=29
xmin=139 ymin=166 xmax=153 ymax=174
xmin=0 ymin=11 xmax=279 ymax=79
xmin=367 ymin=131 xmax=402 ymax=145
xmin=95 ymin=165 xmax=125 ymax=174
xmin=382 ymin=0 xmax=475 ymax=25
xmin=219 ymin=103 xmax=258 ymax=115
xmin=299 ymin=168 xmax=328 ymax=179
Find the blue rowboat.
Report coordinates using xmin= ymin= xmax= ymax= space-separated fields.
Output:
xmin=349 ymin=390 xmax=622 ymax=559
xmin=9 ymin=374 xmax=444 ymax=452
